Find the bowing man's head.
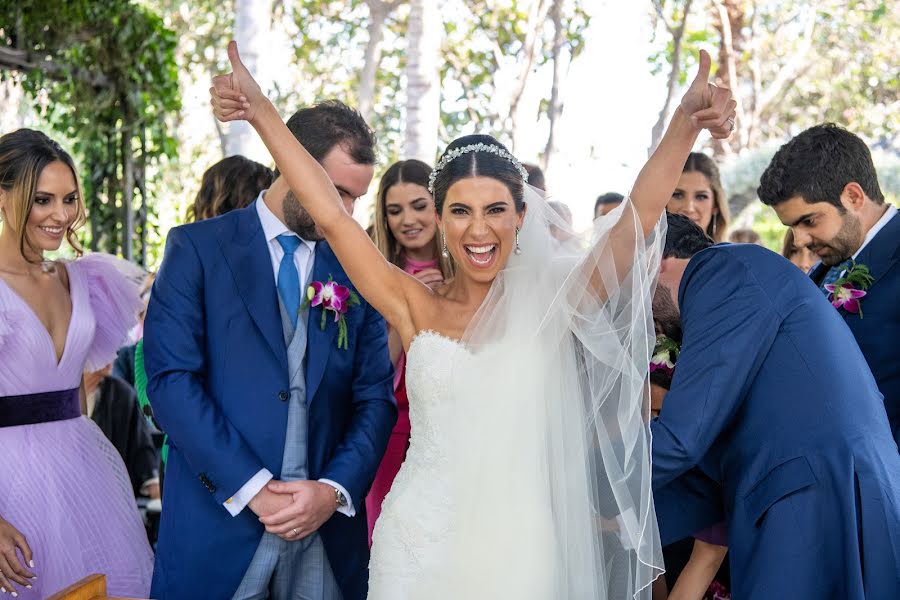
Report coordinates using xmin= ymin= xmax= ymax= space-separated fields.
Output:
xmin=653 ymin=212 xmax=713 ymax=332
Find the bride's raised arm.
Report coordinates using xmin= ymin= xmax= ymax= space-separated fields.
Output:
xmin=210 ymin=42 xmax=421 ymax=335
xmin=630 ymin=50 xmax=735 ymax=238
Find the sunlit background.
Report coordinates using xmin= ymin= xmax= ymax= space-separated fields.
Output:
xmin=1 ymin=0 xmax=897 ymax=268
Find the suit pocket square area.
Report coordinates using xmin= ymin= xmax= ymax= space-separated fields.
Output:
xmin=744 ymin=455 xmax=817 ymax=527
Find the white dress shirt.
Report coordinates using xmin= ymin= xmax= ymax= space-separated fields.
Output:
xmin=225 ymin=191 xmax=355 ymax=518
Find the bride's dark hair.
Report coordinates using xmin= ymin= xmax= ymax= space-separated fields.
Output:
xmin=431 ymin=134 xmax=526 ymax=215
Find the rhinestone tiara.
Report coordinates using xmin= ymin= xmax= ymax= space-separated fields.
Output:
xmin=427 ymin=142 xmax=529 ymax=194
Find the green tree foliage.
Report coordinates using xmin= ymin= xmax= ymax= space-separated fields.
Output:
xmin=0 ymin=0 xmax=181 ymax=265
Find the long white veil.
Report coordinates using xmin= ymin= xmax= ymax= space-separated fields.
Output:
xmin=414 ymin=186 xmax=665 ymax=598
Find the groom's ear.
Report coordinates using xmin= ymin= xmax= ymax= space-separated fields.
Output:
xmin=839 ymin=182 xmax=868 ymax=213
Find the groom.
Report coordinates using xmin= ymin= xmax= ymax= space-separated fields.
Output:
xmin=145 ymin=101 xmax=397 ymax=600
xmin=650 ymin=213 xmax=900 ymax=598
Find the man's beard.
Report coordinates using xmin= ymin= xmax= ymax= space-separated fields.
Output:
xmin=284 ymin=190 xmax=324 ymax=241
xmin=809 ymin=213 xmax=863 ymax=267
xmin=652 ymin=284 xmax=682 ymax=344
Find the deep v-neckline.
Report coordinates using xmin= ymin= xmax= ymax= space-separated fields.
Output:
xmin=0 ymin=265 xmax=76 ymax=368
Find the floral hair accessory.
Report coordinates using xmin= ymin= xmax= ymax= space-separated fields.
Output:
xmin=650 ymin=334 xmax=680 ymax=378
xmin=428 ymin=142 xmax=529 ymax=194
xmin=302 ymin=277 xmax=361 ymax=350
xmin=825 ymin=261 xmax=874 ymax=317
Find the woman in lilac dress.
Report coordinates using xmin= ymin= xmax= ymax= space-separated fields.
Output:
xmin=0 ymin=129 xmax=153 ymax=598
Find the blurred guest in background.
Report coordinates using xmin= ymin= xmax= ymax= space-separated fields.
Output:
xmin=523 ymin=162 xmax=546 ymax=191
xmin=667 ymin=152 xmax=730 ymax=242
xmin=728 ymin=228 xmax=760 ymax=245
xmin=85 ymin=366 xmax=160 ymax=499
xmin=594 ymin=191 xmax=624 ymax=219
xmin=780 ymin=229 xmax=818 ymax=273
xmin=185 ymin=155 xmax=274 ymax=222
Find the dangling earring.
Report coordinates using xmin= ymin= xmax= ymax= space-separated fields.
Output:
xmin=514 ymin=227 xmax=522 ymax=255
xmin=441 ymin=230 xmax=449 ymax=258
xmin=712 ymin=216 xmax=718 ymax=238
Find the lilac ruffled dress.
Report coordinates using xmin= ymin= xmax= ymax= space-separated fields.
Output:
xmin=0 ymin=254 xmax=153 ymax=598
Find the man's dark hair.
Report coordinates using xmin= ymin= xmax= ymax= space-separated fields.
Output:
xmin=664 ymin=211 xmax=714 ymax=259
xmin=276 ymin=100 xmax=376 ymax=176
xmin=523 ymin=163 xmax=546 ymax=191
xmin=594 ymin=192 xmax=624 ymax=213
xmin=757 ymin=123 xmax=884 ymax=209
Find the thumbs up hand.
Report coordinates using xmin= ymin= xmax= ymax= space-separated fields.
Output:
xmin=210 ymin=41 xmax=263 ymax=123
xmin=679 ymin=50 xmax=737 ymax=140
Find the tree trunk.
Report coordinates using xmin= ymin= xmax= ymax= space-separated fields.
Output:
xmin=509 ymin=0 xmax=552 ymax=153
xmin=228 ymin=0 xmax=272 ymax=157
xmin=359 ymin=1 xmax=395 ymax=123
xmin=711 ymin=0 xmax=744 ymax=156
xmin=541 ymin=0 xmax=565 ymax=174
xmin=121 ymin=102 xmax=135 ymax=262
xmin=403 ymin=0 xmax=442 ymax=162
xmin=649 ymin=0 xmax=694 ymax=156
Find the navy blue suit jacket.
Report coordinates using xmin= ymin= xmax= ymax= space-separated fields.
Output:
xmin=810 ymin=210 xmax=900 ymax=448
xmin=652 ymin=244 xmax=900 ymax=599
xmin=144 ymin=203 xmax=397 ymax=599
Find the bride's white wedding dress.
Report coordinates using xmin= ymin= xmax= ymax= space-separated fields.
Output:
xmin=368 ymin=192 xmax=665 ymax=599
xmin=368 ymin=330 xmax=462 ymax=596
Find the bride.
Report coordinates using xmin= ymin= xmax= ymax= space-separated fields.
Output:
xmin=211 ymin=43 xmax=734 ymax=599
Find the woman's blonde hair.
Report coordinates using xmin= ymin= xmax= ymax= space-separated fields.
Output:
xmin=373 ymin=159 xmax=454 ymax=278
xmin=0 ymin=129 xmax=86 ymax=261
xmin=683 ymin=152 xmax=730 ymax=243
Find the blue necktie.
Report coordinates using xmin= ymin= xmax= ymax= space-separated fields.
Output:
xmin=277 ymin=234 xmax=303 ymax=329
xmin=820 ymin=259 xmax=851 ymax=296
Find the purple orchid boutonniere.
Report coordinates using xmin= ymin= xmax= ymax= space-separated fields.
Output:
xmin=650 ymin=334 xmax=680 ymax=377
xmin=301 ymin=277 xmax=361 ymax=350
xmin=825 ymin=261 xmax=874 ymax=317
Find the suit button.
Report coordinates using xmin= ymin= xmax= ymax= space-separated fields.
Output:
xmin=278 ymin=390 xmax=289 ymax=401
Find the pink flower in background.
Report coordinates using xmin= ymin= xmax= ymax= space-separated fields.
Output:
xmin=824 ymin=282 xmax=867 ymax=315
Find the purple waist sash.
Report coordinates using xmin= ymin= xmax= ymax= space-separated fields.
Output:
xmin=0 ymin=388 xmax=81 ymax=427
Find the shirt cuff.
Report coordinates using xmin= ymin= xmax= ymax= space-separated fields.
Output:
xmin=225 ymin=469 xmax=274 ymax=517
xmin=318 ymin=478 xmax=355 ymax=517
xmin=139 ymin=477 xmax=160 ymax=495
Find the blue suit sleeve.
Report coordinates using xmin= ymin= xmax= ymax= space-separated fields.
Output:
xmin=318 ymin=300 xmax=397 ymax=504
xmin=651 ymin=249 xmax=781 ymax=489
xmin=653 ymin=468 xmax=725 ymax=545
xmin=144 ymin=227 xmax=265 ymax=506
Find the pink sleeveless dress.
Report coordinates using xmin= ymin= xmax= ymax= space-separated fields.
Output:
xmin=0 ymin=254 xmax=153 ymax=598
xmin=365 ymin=256 xmax=438 ymax=545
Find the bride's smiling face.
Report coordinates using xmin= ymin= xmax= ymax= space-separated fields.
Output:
xmin=439 ymin=176 xmax=526 ymax=284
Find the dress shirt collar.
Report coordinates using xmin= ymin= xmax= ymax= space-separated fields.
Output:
xmin=853 ymin=204 xmax=898 ymax=260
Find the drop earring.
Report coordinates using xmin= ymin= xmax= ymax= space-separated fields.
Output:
xmin=514 ymin=227 xmax=522 ymax=255
xmin=441 ymin=231 xmax=449 ymax=258
xmin=712 ymin=216 xmax=717 ymax=238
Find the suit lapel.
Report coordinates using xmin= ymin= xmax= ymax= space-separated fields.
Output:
xmin=305 ymin=241 xmax=340 ymax=402
xmin=217 ymin=203 xmax=288 ymax=369
xmin=853 ymin=211 xmax=900 ymax=294
xmin=809 ymin=262 xmax=828 ymax=287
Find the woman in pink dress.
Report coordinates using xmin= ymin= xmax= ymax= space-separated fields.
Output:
xmin=366 ymin=159 xmax=454 ymax=544
xmin=0 ymin=129 xmax=153 ymax=598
